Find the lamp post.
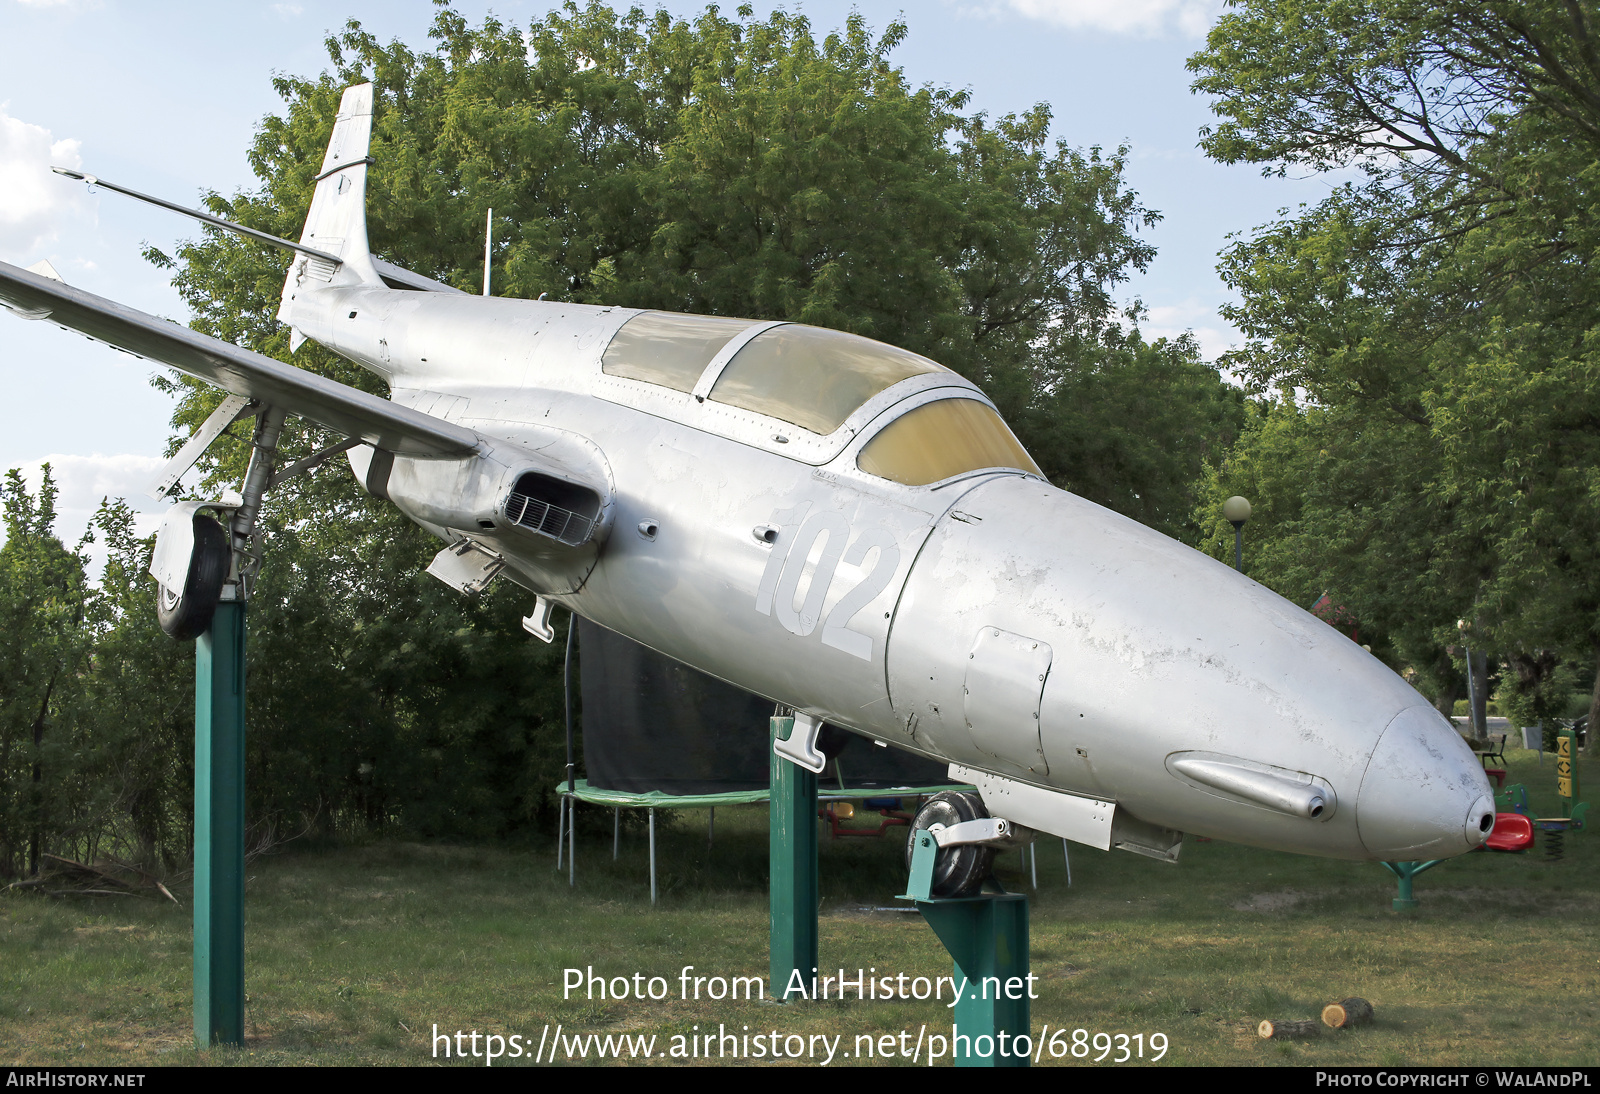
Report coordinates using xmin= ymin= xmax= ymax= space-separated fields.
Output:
xmin=1223 ymin=496 xmax=1252 ymax=572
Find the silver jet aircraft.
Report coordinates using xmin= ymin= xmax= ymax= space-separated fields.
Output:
xmin=0 ymin=84 xmax=1494 ymax=887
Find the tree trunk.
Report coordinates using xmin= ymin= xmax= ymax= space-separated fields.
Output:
xmin=1433 ymin=673 xmax=1461 ymax=722
xmin=1258 ymin=1019 xmax=1320 ymax=1040
xmin=1470 ymin=648 xmax=1490 ymax=738
xmin=1588 ymin=644 xmax=1600 ymax=754
xmin=27 ymin=676 xmax=55 ymax=878
xmin=1322 ymin=997 xmax=1374 ymax=1029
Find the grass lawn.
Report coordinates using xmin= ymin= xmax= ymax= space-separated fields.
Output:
xmin=2 ymin=744 xmax=1594 ymax=1067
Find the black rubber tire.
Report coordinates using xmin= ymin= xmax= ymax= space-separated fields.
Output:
xmin=155 ymin=516 xmax=230 ymax=640
xmin=817 ymin=722 xmax=850 ymax=762
xmin=905 ymin=791 xmax=996 ymax=898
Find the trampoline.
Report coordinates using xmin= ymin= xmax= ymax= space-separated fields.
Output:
xmin=555 ymin=619 xmax=972 ymax=901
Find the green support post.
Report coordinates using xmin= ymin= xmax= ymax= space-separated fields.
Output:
xmin=769 ymin=716 xmax=817 ymax=1002
xmin=194 ymin=598 xmax=246 ymax=1047
xmin=1380 ymin=859 xmax=1441 ymax=911
xmin=904 ymin=832 xmax=1031 ymax=1067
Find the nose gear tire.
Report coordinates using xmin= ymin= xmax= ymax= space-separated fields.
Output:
xmin=906 ymin=790 xmax=996 ymax=898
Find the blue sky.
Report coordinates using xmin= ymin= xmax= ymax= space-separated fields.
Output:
xmin=0 ymin=0 xmax=1335 ymax=563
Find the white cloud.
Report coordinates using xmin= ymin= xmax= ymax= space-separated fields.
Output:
xmin=271 ymin=3 xmax=303 ymax=17
xmin=0 ymin=105 xmax=89 ymax=259
xmin=5 ymin=454 xmax=167 ymax=580
xmin=967 ymin=0 xmax=1226 ymax=37
xmin=1142 ymin=299 xmax=1238 ymax=363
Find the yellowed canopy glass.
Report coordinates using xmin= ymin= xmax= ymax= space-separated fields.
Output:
xmin=708 ymin=324 xmax=950 ymax=435
xmin=856 ymin=398 xmax=1041 ymax=486
xmin=602 ymin=312 xmax=757 ymax=393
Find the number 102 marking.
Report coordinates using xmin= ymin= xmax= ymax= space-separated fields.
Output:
xmin=754 ymin=502 xmax=900 ymax=662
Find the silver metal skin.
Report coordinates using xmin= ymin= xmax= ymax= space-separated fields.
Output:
xmin=0 ymin=83 xmax=1495 ymax=865
xmin=889 ymin=479 xmax=1492 ymax=861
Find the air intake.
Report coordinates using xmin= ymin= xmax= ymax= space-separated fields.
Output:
xmin=502 ymin=471 xmax=601 ymax=548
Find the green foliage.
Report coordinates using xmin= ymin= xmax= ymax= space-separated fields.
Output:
xmin=1022 ymin=332 xmax=1245 ymax=542
xmin=73 ymin=499 xmax=195 ymax=872
xmin=0 ymin=468 xmax=89 ymax=877
xmin=1188 ymin=0 xmax=1600 ymax=714
xmin=238 ymin=492 xmax=570 ymax=841
xmin=1493 ymin=649 xmax=1577 ymax=750
xmin=0 ymin=472 xmax=193 ymax=877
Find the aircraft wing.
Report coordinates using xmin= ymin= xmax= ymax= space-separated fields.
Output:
xmin=0 ymin=259 xmax=479 ymax=459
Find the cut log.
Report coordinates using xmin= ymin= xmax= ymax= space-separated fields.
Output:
xmin=1258 ymin=1019 xmax=1320 ymax=1040
xmin=1322 ymin=997 xmax=1374 ymax=1029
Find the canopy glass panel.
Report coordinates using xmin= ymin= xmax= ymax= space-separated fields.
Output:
xmin=708 ymin=324 xmax=950 ymax=435
xmin=856 ymin=398 xmax=1040 ymax=486
xmin=602 ymin=312 xmax=757 ymax=393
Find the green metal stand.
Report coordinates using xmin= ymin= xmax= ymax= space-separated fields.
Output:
xmin=1380 ymin=859 xmax=1441 ymax=911
xmin=903 ymin=830 xmax=1031 ymax=1067
xmin=769 ymin=716 xmax=818 ymax=1002
xmin=194 ymin=599 xmax=246 ymax=1046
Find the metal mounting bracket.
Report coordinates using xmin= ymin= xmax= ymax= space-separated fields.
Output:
xmin=266 ymin=436 xmax=363 ymax=490
xmin=522 ymin=596 xmax=556 ymax=643
xmin=773 ymin=711 xmax=827 ymax=773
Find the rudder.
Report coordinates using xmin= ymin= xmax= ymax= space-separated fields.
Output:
xmin=279 ymin=83 xmax=382 ymax=332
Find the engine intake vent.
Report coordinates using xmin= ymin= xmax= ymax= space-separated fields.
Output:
xmin=503 ymin=471 xmax=601 ymax=547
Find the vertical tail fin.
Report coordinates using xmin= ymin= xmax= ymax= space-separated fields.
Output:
xmin=279 ymin=84 xmax=382 ymax=337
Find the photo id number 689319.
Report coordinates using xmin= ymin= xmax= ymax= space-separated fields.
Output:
xmin=1044 ymin=1027 xmax=1168 ymax=1063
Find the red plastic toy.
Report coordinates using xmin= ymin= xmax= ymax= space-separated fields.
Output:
xmin=1482 ymin=812 xmax=1534 ymax=853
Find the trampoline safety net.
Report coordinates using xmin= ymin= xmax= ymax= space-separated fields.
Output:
xmin=577 ymin=619 xmax=955 ymax=795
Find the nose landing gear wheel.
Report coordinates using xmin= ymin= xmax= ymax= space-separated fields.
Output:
xmin=906 ymin=791 xmax=996 ymax=898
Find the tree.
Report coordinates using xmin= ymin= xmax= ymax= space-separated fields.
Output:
xmin=0 ymin=468 xmax=89 ymax=876
xmin=1022 ymin=331 xmax=1245 ymax=543
xmin=1189 ymin=0 xmax=1600 ymax=725
xmin=1193 ymin=396 xmax=1482 ymax=714
xmin=0 ymin=474 xmax=202 ymax=877
xmin=74 ymin=499 xmax=196 ymax=870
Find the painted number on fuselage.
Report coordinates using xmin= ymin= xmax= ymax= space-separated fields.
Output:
xmin=754 ymin=503 xmax=901 ymax=662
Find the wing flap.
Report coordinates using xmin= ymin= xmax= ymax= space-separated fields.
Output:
xmin=0 ymin=259 xmax=479 ymax=459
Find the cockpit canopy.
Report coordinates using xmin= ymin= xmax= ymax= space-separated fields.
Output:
xmin=602 ymin=312 xmax=1040 ymax=485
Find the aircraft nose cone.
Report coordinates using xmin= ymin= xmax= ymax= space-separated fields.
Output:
xmin=1357 ymin=706 xmax=1495 ymax=859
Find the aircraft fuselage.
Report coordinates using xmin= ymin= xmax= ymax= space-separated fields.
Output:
xmin=298 ymin=281 xmax=1495 ymax=864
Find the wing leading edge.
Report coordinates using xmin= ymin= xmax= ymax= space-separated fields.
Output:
xmin=0 ymin=259 xmax=479 ymax=459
